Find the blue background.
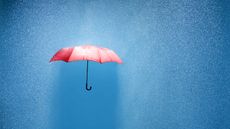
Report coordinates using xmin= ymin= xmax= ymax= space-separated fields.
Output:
xmin=1 ymin=0 xmax=230 ymax=129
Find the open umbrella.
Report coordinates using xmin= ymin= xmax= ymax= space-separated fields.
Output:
xmin=50 ymin=45 xmax=122 ymax=91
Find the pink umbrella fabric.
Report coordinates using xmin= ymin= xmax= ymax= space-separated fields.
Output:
xmin=50 ymin=45 xmax=122 ymax=91
xmin=50 ymin=45 xmax=122 ymax=64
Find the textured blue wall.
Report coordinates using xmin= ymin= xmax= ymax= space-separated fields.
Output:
xmin=1 ymin=0 xmax=230 ymax=129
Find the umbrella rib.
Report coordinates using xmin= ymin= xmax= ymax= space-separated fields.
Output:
xmin=97 ymin=48 xmax=102 ymax=63
xmin=83 ymin=47 xmax=87 ymax=61
xmin=67 ymin=47 xmax=75 ymax=62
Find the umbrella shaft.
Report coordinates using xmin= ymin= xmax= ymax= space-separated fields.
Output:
xmin=85 ymin=61 xmax=92 ymax=91
xmin=86 ymin=60 xmax=88 ymax=84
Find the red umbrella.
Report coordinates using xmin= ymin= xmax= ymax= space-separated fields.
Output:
xmin=50 ymin=45 xmax=122 ymax=91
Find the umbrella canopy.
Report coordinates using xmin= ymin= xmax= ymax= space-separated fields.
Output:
xmin=50 ymin=45 xmax=122 ymax=64
xmin=50 ymin=45 xmax=122 ymax=91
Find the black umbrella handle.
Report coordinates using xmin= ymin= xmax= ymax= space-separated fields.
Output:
xmin=86 ymin=83 xmax=92 ymax=91
xmin=86 ymin=61 xmax=92 ymax=91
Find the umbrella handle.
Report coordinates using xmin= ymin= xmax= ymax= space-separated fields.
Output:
xmin=85 ymin=61 xmax=92 ymax=91
xmin=86 ymin=83 xmax=92 ymax=91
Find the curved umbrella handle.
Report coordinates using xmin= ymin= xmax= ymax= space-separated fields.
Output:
xmin=85 ymin=61 xmax=92 ymax=91
xmin=86 ymin=83 xmax=92 ymax=91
